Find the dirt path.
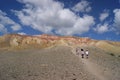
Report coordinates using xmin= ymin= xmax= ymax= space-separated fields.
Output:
xmin=80 ymin=57 xmax=107 ymax=80
xmin=72 ymin=47 xmax=107 ymax=80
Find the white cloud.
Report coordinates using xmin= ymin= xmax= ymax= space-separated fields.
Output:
xmin=11 ymin=24 xmax=21 ymax=31
xmin=72 ymin=0 xmax=92 ymax=12
xmin=0 ymin=10 xmax=21 ymax=32
xmin=94 ymin=23 xmax=109 ymax=34
xmin=0 ymin=24 xmax=7 ymax=34
xmin=56 ymin=15 xmax=95 ymax=35
xmin=14 ymin=0 xmax=95 ymax=35
xmin=113 ymin=9 xmax=120 ymax=32
xmin=99 ymin=11 xmax=109 ymax=22
xmin=18 ymin=32 xmax=26 ymax=35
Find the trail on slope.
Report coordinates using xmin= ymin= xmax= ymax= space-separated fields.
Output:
xmin=72 ymin=47 xmax=107 ymax=80
xmin=80 ymin=57 xmax=107 ymax=80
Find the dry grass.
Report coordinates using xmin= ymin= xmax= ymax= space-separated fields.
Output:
xmin=95 ymin=41 xmax=120 ymax=56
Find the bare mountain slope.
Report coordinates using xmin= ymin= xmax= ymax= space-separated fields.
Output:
xmin=0 ymin=46 xmax=95 ymax=80
xmin=0 ymin=34 xmax=120 ymax=80
xmin=0 ymin=46 xmax=120 ymax=80
xmin=95 ymin=41 xmax=120 ymax=56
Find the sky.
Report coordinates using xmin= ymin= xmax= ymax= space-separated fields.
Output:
xmin=0 ymin=0 xmax=120 ymax=41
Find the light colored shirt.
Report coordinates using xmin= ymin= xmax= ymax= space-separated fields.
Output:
xmin=86 ymin=51 xmax=89 ymax=55
xmin=81 ymin=51 xmax=84 ymax=54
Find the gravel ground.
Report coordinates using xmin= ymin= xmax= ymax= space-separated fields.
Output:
xmin=0 ymin=46 xmax=95 ymax=80
xmin=0 ymin=46 xmax=120 ymax=80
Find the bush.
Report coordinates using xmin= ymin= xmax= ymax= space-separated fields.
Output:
xmin=118 ymin=55 xmax=120 ymax=57
xmin=109 ymin=53 xmax=115 ymax=56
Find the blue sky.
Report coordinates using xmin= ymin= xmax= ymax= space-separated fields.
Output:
xmin=0 ymin=0 xmax=120 ymax=41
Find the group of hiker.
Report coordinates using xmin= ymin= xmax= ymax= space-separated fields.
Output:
xmin=76 ymin=48 xmax=89 ymax=59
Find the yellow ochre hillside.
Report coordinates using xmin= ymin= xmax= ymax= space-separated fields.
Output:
xmin=0 ymin=34 xmax=90 ymax=48
xmin=0 ymin=34 xmax=120 ymax=55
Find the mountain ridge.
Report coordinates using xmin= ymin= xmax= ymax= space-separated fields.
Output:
xmin=0 ymin=34 xmax=92 ymax=48
xmin=0 ymin=34 xmax=120 ymax=56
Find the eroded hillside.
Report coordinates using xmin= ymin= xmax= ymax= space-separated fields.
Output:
xmin=0 ymin=34 xmax=120 ymax=56
xmin=0 ymin=34 xmax=91 ymax=48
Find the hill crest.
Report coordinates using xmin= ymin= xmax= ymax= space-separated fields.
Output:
xmin=0 ymin=34 xmax=120 ymax=51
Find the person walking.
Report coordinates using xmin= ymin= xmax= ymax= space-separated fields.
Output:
xmin=85 ymin=50 xmax=89 ymax=59
xmin=81 ymin=49 xmax=84 ymax=58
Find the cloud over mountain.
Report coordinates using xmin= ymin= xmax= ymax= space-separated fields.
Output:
xmin=113 ymin=9 xmax=120 ymax=33
xmin=14 ymin=0 xmax=95 ymax=35
xmin=94 ymin=23 xmax=109 ymax=34
xmin=0 ymin=10 xmax=21 ymax=34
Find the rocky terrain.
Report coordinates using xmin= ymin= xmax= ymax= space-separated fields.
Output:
xmin=0 ymin=34 xmax=120 ymax=80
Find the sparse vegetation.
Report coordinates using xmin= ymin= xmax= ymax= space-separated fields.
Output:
xmin=118 ymin=55 xmax=120 ymax=58
xmin=109 ymin=53 xmax=115 ymax=56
